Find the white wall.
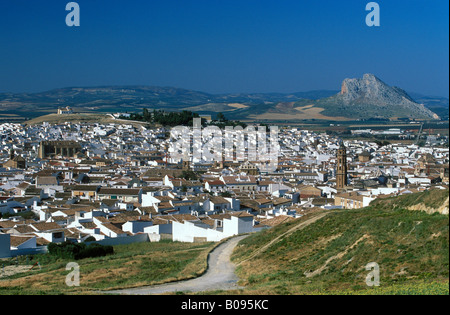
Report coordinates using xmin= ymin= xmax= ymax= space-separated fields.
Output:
xmin=172 ymin=221 xmax=224 ymax=242
xmin=122 ymin=221 xmax=153 ymax=234
xmin=172 ymin=215 xmax=257 ymax=243
xmin=407 ymin=177 xmax=431 ymax=186
xmin=36 ymin=231 xmax=65 ymax=243
xmin=225 ymin=198 xmax=240 ymax=211
xmin=144 ymin=223 xmax=172 ymax=235
xmin=0 ymin=234 xmax=11 ymax=258
xmin=223 ymin=216 xmax=253 ymax=237
xmin=363 ymin=196 xmax=377 ymax=207
xmin=141 ymin=193 xmax=161 ymax=208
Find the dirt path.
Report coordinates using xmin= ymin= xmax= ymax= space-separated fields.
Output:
xmin=104 ymin=212 xmax=329 ymax=295
xmin=104 ymin=235 xmax=248 ymax=295
xmin=0 ymin=265 xmax=33 ymax=279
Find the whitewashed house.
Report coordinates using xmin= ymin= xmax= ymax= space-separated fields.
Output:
xmin=30 ymin=222 xmax=65 ymax=243
xmin=202 ymin=196 xmax=240 ymax=214
xmin=122 ymin=219 xmax=153 ymax=234
xmin=172 ymin=212 xmax=263 ymax=243
xmin=93 ymin=217 xmax=127 ymax=238
xmin=144 ymin=221 xmax=173 ymax=237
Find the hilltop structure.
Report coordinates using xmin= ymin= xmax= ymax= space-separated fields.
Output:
xmin=57 ymin=106 xmax=73 ymax=115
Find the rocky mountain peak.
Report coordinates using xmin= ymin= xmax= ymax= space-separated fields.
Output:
xmin=340 ymin=73 xmax=386 ymax=98
xmin=337 ymin=74 xmax=439 ymax=119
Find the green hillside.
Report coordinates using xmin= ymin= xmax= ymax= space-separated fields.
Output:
xmin=231 ymin=190 xmax=449 ymax=295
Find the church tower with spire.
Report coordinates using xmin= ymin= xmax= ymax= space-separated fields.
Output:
xmin=336 ymin=141 xmax=348 ymax=189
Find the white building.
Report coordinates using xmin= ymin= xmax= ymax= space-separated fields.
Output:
xmin=172 ymin=213 xmax=264 ymax=243
xmin=122 ymin=220 xmax=153 ymax=234
xmin=57 ymin=106 xmax=73 ymax=115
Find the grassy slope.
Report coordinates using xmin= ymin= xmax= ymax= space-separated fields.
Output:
xmin=231 ymin=190 xmax=449 ymax=295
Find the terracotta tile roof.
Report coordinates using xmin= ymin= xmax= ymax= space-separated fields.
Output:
xmin=98 ymin=188 xmax=141 ymax=195
xmin=70 ymin=185 xmax=100 ymax=192
xmin=138 ymin=206 xmax=158 ymax=214
xmin=80 ymin=222 xmax=97 ymax=229
xmin=0 ymin=221 xmax=17 ymax=229
xmin=102 ymin=223 xmax=126 ymax=235
xmin=230 ymin=211 xmax=254 ymax=218
xmin=168 ymin=214 xmax=198 ymax=222
xmin=208 ymin=213 xmax=232 ymax=220
xmin=36 ymin=237 xmax=51 ymax=246
xmin=206 ymin=180 xmax=225 ymax=186
xmin=9 ymin=235 xmax=35 ymax=247
xmin=151 ymin=217 xmax=171 ymax=225
xmin=209 ymin=196 xmax=230 ymax=204
xmin=30 ymin=222 xmax=63 ymax=232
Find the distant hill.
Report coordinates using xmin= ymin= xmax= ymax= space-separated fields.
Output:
xmin=408 ymin=92 xmax=450 ymax=121
xmin=0 ymin=86 xmax=337 ymax=120
xmin=0 ymin=75 xmax=446 ymax=121
xmin=318 ymin=74 xmax=439 ymax=120
xmin=231 ymin=189 xmax=449 ymax=295
xmin=261 ymin=74 xmax=441 ymax=121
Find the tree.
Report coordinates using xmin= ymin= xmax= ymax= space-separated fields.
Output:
xmin=216 ymin=112 xmax=227 ymax=122
xmin=182 ymin=170 xmax=198 ymax=180
xmin=220 ymin=191 xmax=232 ymax=198
xmin=143 ymin=108 xmax=151 ymax=122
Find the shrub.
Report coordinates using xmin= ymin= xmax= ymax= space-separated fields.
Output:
xmin=47 ymin=241 xmax=114 ymax=260
xmin=75 ymin=243 xmax=114 ymax=260
xmin=84 ymin=236 xmax=96 ymax=243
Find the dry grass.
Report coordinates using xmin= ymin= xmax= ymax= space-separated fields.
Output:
xmin=25 ymin=113 xmax=149 ymax=127
xmin=0 ymin=241 xmax=216 ymax=295
xmin=0 ymin=265 xmax=33 ymax=279
xmin=227 ymin=103 xmax=249 ymax=109
xmin=249 ymin=105 xmax=351 ymax=121
xmin=230 ymin=195 xmax=449 ymax=295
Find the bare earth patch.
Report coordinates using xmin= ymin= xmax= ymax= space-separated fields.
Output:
xmin=228 ymin=103 xmax=249 ymax=109
xmin=0 ymin=265 xmax=33 ymax=279
xmin=250 ymin=105 xmax=351 ymax=121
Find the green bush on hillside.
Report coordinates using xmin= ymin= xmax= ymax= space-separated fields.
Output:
xmin=47 ymin=241 xmax=114 ymax=260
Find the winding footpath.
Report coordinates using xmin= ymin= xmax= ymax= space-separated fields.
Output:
xmin=103 ymin=211 xmax=330 ymax=295
xmin=104 ymin=235 xmax=247 ymax=295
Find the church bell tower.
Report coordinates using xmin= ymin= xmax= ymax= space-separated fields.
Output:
xmin=336 ymin=141 xmax=348 ymax=189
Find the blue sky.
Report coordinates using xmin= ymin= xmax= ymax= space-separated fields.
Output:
xmin=0 ymin=0 xmax=448 ymax=97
